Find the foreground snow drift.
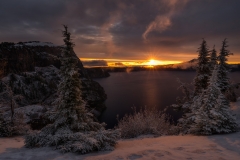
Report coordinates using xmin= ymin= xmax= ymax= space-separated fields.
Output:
xmin=0 ymin=134 xmax=240 ymax=160
xmin=0 ymin=98 xmax=240 ymax=160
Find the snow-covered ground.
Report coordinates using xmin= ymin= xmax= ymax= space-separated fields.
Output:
xmin=0 ymin=98 xmax=240 ymax=160
xmin=14 ymin=41 xmax=57 ymax=47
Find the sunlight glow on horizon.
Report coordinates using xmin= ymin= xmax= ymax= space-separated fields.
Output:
xmin=147 ymin=59 xmax=161 ymax=66
xmin=80 ymin=58 xmax=182 ymax=67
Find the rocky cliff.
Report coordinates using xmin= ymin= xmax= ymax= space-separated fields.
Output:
xmin=0 ymin=41 xmax=107 ymax=128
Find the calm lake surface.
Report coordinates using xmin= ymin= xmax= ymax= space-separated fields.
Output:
xmin=95 ymin=71 xmax=240 ymax=128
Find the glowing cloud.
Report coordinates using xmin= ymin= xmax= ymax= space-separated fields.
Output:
xmin=142 ymin=0 xmax=189 ymax=41
xmin=143 ymin=15 xmax=171 ymax=40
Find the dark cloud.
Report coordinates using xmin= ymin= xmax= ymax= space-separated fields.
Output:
xmin=0 ymin=0 xmax=240 ymax=61
xmin=82 ymin=60 xmax=108 ymax=67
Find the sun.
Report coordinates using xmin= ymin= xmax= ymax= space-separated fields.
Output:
xmin=148 ymin=59 xmax=158 ymax=66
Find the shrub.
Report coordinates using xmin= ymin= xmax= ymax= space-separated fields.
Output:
xmin=0 ymin=112 xmax=30 ymax=137
xmin=117 ymin=107 xmax=174 ymax=138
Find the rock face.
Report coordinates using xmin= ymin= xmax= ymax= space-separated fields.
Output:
xmin=0 ymin=41 xmax=107 ymax=124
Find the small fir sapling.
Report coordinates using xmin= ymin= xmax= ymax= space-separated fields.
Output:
xmin=172 ymin=78 xmax=192 ymax=112
xmin=0 ymin=80 xmax=29 ymax=137
xmin=172 ymin=78 xmax=195 ymax=133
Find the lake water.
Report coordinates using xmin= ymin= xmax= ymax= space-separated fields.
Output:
xmin=95 ymin=71 xmax=240 ymax=128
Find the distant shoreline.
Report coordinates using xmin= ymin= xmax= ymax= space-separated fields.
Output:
xmin=86 ymin=65 xmax=240 ymax=78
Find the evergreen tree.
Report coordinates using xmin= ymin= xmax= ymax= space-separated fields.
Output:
xmin=217 ymin=39 xmax=232 ymax=93
xmin=194 ymin=39 xmax=211 ymax=95
xmin=210 ymin=45 xmax=217 ymax=71
xmin=189 ymin=66 xmax=238 ymax=135
xmin=177 ymin=39 xmax=211 ymax=133
xmin=25 ymin=25 xmax=120 ymax=153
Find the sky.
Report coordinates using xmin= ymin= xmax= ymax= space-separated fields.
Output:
xmin=1 ymin=0 xmax=240 ymax=66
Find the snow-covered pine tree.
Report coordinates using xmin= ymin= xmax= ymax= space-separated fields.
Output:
xmin=189 ymin=66 xmax=238 ymax=135
xmin=217 ymin=39 xmax=232 ymax=93
xmin=177 ymin=39 xmax=211 ymax=133
xmin=194 ymin=39 xmax=211 ymax=95
xmin=210 ymin=45 xmax=217 ymax=71
xmin=25 ymin=25 xmax=120 ymax=153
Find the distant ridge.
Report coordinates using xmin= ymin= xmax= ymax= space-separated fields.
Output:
xmin=171 ymin=59 xmax=198 ymax=70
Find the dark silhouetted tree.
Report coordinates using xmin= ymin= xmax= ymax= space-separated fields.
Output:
xmin=194 ymin=39 xmax=211 ymax=95
xmin=210 ymin=45 xmax=217 ymax=71
xmin=217 ymin=39 xmax=232 ymax=93
xmin=25 ymin=25 xmax=120 ymax=153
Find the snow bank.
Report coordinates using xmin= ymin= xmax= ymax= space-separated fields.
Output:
xmin=0 ymin=134 xmax=240 ymax=160
xmin=0 ymin=98 xmax=240 ymax=159
xmin=0 ymin=137 xmax=23 ymax=153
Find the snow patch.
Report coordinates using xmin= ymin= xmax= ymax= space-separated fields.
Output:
xmin=15 ymin=41 xmax=58 ymax=47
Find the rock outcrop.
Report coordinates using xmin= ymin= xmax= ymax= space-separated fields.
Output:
xmin=0 ymin=41 xmax=107 ymax=128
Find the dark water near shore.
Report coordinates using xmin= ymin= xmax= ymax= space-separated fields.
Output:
xmin=95 ymin=71 xmax=240 ymax=128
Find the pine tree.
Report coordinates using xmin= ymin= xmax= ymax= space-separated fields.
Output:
xmin=217 ymin=39 xmax=232 ymax=93
xmin=210 ymin=45 xmax=217 ymax=71
xmin=194 ymin=39 xmax=211 ymax=95
xmin=177 ymin=39 xmax=211 ymax=133
xmin=189 ymin=66 xmax=238 ymax=135
xmin=25 ymin=25 xmax=120 ymax=153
